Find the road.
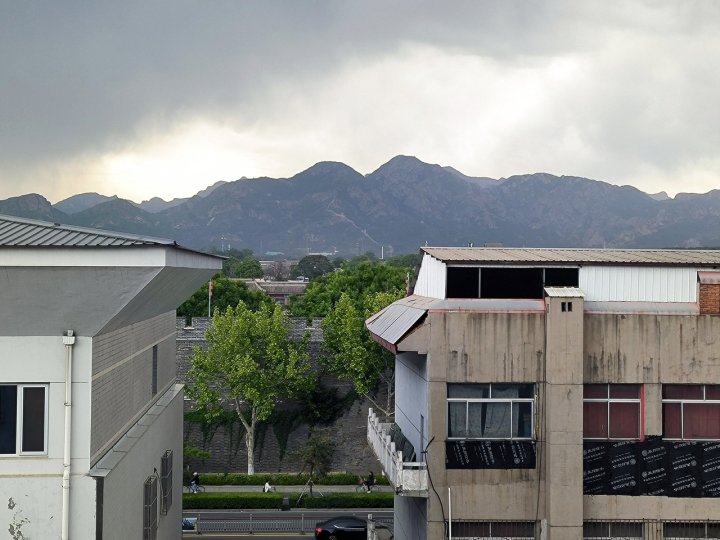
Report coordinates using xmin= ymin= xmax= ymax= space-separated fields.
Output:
xmin=182 ymin=509 xmax=394 ymax=537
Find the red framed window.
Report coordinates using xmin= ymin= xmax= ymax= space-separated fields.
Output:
xmin=663 ymin=384 xmax=720 ymax=440
xmin=583 ymin=384 xmax=642 ymax=440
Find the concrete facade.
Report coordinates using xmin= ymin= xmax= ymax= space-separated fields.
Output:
xmin=367 ymin=247 xmax=720 ymax=540
xmin=0 ymin=215 xmax=221 ymax=540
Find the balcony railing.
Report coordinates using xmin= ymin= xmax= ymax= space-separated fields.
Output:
xmin=367 ymin=408 xmax=428 ymax=497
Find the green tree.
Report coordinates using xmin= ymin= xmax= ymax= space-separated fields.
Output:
xmin=290 ymin=255 xmax=334 ymax=280
xmin=294 ymin=430 xmax=336 ymax=497
xmin=177 ymin=276 xmax=272 ymax=318
xmin=320 ymin=290 xmax=403 ymax=420
xmin=386 ymin=252 xmax=422 ymax=269
xmin=289 ymin=261 xmax=408 ymax=318
xmin=187 ymin=302 xmax=315 ymax=474
xmin=227 ymin=257 xmax=263 ymax=278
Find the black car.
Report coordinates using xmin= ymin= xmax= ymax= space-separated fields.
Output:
xmin=314 ymin=516 xmax=367 ymax=539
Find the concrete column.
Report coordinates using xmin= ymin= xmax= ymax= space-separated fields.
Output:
xmin=543 ymin=293 xmax=584 ymax=539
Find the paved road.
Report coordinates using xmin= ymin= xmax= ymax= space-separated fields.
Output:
xmin=182 ymin=508 xmax=393 ymax=537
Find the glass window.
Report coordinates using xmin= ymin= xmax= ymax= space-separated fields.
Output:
xmin=447 ymin=383 xmax=534 ymax=440
xmin=143 ymin=476 xmax=158 ymax=540
xmin=160 ymin=450 xmax=173 ymax=515
xmin=663 ymin=385 xmax=720 ymax=440
xmin=583 ymin=384 xmax=641 ymax=440
xmin=0 ymin=384 xmax=47 ymax=455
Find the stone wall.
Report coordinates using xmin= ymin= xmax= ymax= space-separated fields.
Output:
xmin=177 ymin=317 xmax=384 ymax=474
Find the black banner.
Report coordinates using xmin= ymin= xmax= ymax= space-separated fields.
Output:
xmin=446 ymin=440 xmax=536 ymax=469
xmin=582 ymin=437 xmax=720 ymax=497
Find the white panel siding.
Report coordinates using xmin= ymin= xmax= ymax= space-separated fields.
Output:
xmin=395 ymin=352 xmax=428 ymax=456
xmin=414 ymin=253 xmax=446 ymax=299
xmin=579 ymin=266 xmax=697 ymax=302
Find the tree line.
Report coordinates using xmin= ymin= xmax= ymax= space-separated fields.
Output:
xmin=180 ymin=251 xmax=419 ymax=474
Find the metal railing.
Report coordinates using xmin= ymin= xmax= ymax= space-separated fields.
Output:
xmin=367 ymin=408 xmax=428 ymax=497
xmin=448 ymin=520 xmax=537 ymax=539
xmin=584 ymin=520 xmax=720 ymax=539
xmin=185 ymin=514 xmax=394 ymax=535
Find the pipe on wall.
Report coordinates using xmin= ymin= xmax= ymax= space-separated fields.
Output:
xmin=61 ymin=330 xmax=76 ymax=540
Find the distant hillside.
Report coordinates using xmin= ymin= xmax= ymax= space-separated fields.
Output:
xmin=4 ymin=156 xmax=720 ymax=255
xmin=54 ymin=193 xmax=117 ymax=214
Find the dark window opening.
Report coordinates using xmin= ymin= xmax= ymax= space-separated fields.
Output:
xmin=0 ymin=386 xmax=18 ymax=454
xmin=151 ymin=345 xmax=158 ymax=396
xmin=545 ymin=268 xmax=579 ymax=287
xmin=446 ymin=267 xmax=479 ymax=298
xmin=481 ymin=268 xmax=543 ymax=299
xmin=22 ymin=387 xmax=45 ymax=452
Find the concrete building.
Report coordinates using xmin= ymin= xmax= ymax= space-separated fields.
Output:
xmin=0 ymin=215 xmax=221 ymax=540
xmin=366 ymin=247 xmax=720 ymax=540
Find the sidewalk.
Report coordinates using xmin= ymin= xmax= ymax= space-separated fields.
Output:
xmin=198 ymin=484 xmax=388 ymax=493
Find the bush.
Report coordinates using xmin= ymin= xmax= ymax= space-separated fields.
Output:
xmin=181 ymin=491 xmax=393 ymax=510
xmin=199 ymin=472 xmax=388 ymax=486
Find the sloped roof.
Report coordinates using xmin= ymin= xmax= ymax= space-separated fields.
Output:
xmin=0 ymin=213 xmax=176 ymax=248
xmin=422 ymin=247 xmax=720 ymax=266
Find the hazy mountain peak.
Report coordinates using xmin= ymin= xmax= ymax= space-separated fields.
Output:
xmin=54 ymin=192 xmax=117 ymax=214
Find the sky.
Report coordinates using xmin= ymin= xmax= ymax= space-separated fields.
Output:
xmin=1 ymin=1 xmax=719 ymax=203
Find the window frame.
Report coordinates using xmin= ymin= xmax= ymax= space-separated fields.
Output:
xmin=447 ymin=383 xmax=535 ymax=441
xmin=662 ymin=384 xmax=720 ymax=441
xmin=160 ymin=450 xmax=173 ymax=515
xmin=583 ymin=384 xmax=642 ymax=441
xmin=143 ymin=476 xmax=158 ymax=540
xmin=0 ymin=384 xmax=49 ymax=456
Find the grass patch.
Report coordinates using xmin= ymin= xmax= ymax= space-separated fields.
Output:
xmin=199 ymin=472 xmax=389 ymax=486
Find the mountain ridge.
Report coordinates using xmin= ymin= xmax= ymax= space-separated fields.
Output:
xmin=3 ymin=156 xmax=720 ymax=255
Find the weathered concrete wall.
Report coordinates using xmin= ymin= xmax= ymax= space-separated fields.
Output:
xmin=178 ymin=317 xmax=381 ymax=474
xmin=422 ymin=311 xmax=546 ymax=537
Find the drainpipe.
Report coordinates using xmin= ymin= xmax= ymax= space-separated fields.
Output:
xmin=61 ymin=330 xmax=76 ymax=540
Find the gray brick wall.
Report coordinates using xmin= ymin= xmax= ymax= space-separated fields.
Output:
xmin=178 ymin=317 xmax=383 ymax=474
xmin=91 ymin=311 xmax=177 ymax=462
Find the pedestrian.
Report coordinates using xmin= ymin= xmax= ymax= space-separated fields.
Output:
xmin=367 ymin=471 xmax=375 ymax=493
xmin=190 ymin=471 xmax=201 ymax=494
xmin=263 ymin=481 xmax=274 ymax=493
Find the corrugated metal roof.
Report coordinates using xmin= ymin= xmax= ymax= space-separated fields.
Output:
xmin=422 ymin=247 xmax=720 ymax=266
xmin=544 ymin=287 xmax=584 ymax=298
xmin=0 ymin=213 xmax=176 ymax=248
xmin=366 ymin=299 xmax=428 ymax=347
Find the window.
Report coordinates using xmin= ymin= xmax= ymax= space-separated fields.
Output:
xmin=451 ymin=521 xmax=535 ymax=539
xmin=447 ymin=384 xmax=534 ymax=440
xmin=160 ymin=450 xmax=173 ymax=515
xmin=663 ymin=385 xmax=720 ymax=440
xmin=151 ymin=345 xmax=158 ymax=396
xmin=583 ymin=384 xmax=641 ymax=439
xmin=584 ymin=521 xmax=643 ymax=539
xmin=664 ymin=522 xmax=720 ymax=539
xmin=143 ymin=476 xmax=158 ymax=540
xmin=0 ymin=384 xmax=48 ymax=455
xmin=446 ymin=267 xmax=479 ymax=298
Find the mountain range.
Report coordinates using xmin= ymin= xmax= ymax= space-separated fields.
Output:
xmin=2 ymin=155 xmax=720 ymax=257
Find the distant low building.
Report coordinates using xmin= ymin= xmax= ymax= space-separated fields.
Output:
xmin=241 ymin=278 xmax=308 ymax=305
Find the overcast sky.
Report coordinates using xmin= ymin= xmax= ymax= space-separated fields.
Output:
xmin=1 ymin=1 xmax=719 ymax=203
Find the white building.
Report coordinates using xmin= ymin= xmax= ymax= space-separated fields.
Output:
xmin=0 ymin=215 xmax=221 ymax=540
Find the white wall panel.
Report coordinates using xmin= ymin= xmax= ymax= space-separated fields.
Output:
xmin=414 ymin=253 xmax=446 ymax=299
xmin=395 ymin=352 xmax=428 ymax=457
xmin=579 ymin=266 xmax=697 ymax=302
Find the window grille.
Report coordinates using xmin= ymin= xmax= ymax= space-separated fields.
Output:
xmin=160 ymin=450 xmax=173 ymax=515
xmin=143 ymin=476 xmax=158 ymax=540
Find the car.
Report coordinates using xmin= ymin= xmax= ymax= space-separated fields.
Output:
xmin=314 ymin=516 xmax=367 ymax=539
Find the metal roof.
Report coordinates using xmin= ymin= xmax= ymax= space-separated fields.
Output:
xmin=0 ymin=213 xmax=176 ymax=248
xmin=365 ymin=296 xmax=431 ymax=350
xmin=422 ymin=247 xmax=720 ymax=266
xmin=544 ymin=287 xmax=584 ymax=298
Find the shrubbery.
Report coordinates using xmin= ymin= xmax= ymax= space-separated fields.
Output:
xmin=198 ymin=472 xmax=389 ymax=486
xmin=182 ymin=491 xmax=393 ymax=510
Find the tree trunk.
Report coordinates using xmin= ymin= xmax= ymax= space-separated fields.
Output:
xmin=246 ymin=423 xmax=255 ymax=474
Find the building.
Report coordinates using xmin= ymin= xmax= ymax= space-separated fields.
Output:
xmin=0 ymin=215 xmax=221 ymax=540
xmin=366 ymin=247 xmax=720 ymax=540
xmin=240 ymin=278 xmax=308 ymax=306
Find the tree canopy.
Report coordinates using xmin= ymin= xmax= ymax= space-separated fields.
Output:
xmin=288 ymin=260 xmax=409 ymax=318
xmin=290 ymin=255 xmax=334 ymax=280
xmin=177 ymin=276 xmax=272 ymax=318
xmin=187 ymin=302 xmax=315 ymax=474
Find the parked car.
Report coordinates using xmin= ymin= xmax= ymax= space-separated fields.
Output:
xmin=314 ymin=516 xmax=366 ymax=539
